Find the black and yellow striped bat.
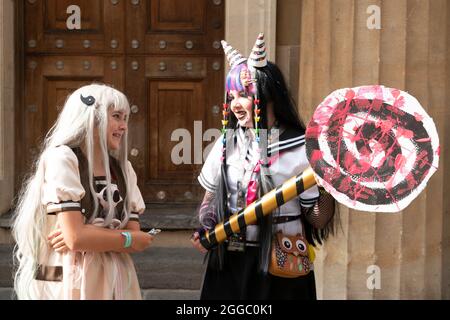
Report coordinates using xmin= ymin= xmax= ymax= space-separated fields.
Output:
xmin=199 ymin=167 xmax=317 ymax=249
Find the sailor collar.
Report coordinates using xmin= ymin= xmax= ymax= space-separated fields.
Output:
xmin=234 ymin=125 xmax=305 ymax=157
xmin=267 ymin=126 xmax=305 ymax=156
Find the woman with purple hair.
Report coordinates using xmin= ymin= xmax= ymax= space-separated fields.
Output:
xmin=191 ymin=34 xmax=336 ymax=300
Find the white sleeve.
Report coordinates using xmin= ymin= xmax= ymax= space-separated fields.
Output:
xmin=197 ymin=134 xmax=223 ymax=193
xmin=42 ymin=145 xmax=86 ymax=213
xmin=126 ymin=161 xmax=145 ymax=221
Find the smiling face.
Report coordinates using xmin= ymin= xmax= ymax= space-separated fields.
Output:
xmin=229 ymin=90 xmax=254 ymax=128
xmin=107 ymin=107 xmax=128 ymax=150
xmin=225 ymin=63 xmax=256 ymax=129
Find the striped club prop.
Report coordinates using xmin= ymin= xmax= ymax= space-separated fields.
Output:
xmin=199 ymin=167 xmax=316 ymax=249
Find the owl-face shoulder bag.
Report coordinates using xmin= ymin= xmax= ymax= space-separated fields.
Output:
xmin=268 ymin=231 xmax=315 ymax=278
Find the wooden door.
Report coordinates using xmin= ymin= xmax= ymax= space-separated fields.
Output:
xmin=20 ymin=0 xmax=224 ymax=206
xmin=125 ymin=0 xmax=224 ymax=204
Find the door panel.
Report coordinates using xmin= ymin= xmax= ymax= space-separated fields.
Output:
xmin=145 ymin=57 xmax=207 ymax=79
xmin=126 ymin=0 xmax=224 ymax=55
xmin=45 ymin=0 xmax=102 ymax=32
xmin=146 ymin=81 xmax=203 ymax=203
xmin=150 ymin=0 xmax=205 ymax=32
xmin=25 ymin=0 xmax=125 ymax=54
xmin=148 ymin=81 xmax=203 ymax=180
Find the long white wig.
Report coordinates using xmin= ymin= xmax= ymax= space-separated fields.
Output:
xmin=12 ymin=83 xmax=132 ymax=299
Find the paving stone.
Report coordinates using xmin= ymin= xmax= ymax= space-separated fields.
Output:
xmin=0 ymin=244 xmax=13 ymax=287
xmin=0 ymin=288 xmax=13 ymax=300
xmin=142 ymin=289 xmax=200 ymax=300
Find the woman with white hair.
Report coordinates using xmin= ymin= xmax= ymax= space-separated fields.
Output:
xmin=12 ymin=84 xmax=153 ymax=300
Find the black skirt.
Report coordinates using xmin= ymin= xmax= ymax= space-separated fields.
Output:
xmin=200 ymin=246 xmax=317 ymax=300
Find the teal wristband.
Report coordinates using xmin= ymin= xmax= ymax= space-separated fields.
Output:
xmin=121 ymin=231 xmax=132 ymax=248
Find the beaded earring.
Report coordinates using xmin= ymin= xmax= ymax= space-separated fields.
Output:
xmin=221 ymin=100 xmax=230 ymax=163
xmin=254 ymin=97 xmax=261 ymax=143
xmin=247 ymin=33 xmax=267 ymax=148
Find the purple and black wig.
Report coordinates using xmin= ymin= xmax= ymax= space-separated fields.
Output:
xmin=225 ymin=62 xmax=256 ymax=94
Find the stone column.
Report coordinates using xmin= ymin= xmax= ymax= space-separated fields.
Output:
xmin=275 ymin=0 xmax=301 ymax=106
xmin=298 ymin=0 xmax=449 ymax=299
xmin=0 ymin=0 xmax=15 ymax=243
xmin=225 ymin=0 xmax=277 ymax=72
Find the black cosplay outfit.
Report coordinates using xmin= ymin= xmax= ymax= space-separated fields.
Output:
xmin=197 ymin=125 xmax=320 ymax=300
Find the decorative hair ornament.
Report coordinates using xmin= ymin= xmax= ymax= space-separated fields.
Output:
xmin=221 ymin=100 xmax=230 ymax=163
xmin=254 ymin=98 xmax=261 ymax=143
xmin=247 ymin=32 xmax=268 ymax=72
xmin=221 ymin=40 xmax=247 ymax=69
xmin=80 ymin=94 xmax=96 ymax=107
xmin=240 ymin=69 xmax=256 ymax=87
xmin=247 ymin=33 xmax=267 ymax=145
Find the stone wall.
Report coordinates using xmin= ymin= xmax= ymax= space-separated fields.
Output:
xmin=0 ymin=0 xmax=15 ymax=220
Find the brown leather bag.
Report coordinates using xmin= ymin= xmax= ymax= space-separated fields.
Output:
xmin=268 ymin=231 xmax=313 ymax=278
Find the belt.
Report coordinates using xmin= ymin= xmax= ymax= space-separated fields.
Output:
xmin=35 ymin=264 xmax=63 ymax=282
xmin=272 ymin=215 xmax=301 ymax=224
xmin=243 ymin=240 xmax=260 ymax=247
xmin=225 ymin=238 xmax=260 ymax=249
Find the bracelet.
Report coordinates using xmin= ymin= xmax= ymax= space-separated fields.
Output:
xmin=121 ymin=231 xmax=132 ymax=248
